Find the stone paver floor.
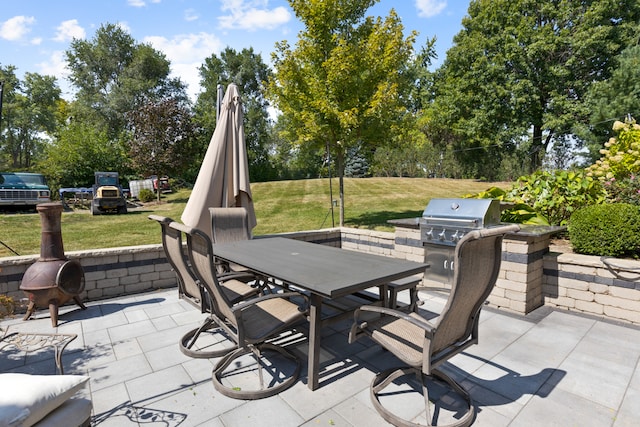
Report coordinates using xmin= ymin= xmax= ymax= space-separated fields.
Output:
xmin=2 ymin=287 xmax=640 ymax=426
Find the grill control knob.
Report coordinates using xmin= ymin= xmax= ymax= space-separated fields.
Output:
xmin=451 ymin=230 xmax=460 ymax=242
xmin=425 ymin=228 xmax=434 ymax=240
xmin=438 ymin=229 xmax=447 ymax=241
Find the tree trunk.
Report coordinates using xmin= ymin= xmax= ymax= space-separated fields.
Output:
xmin=336 ymin=149 xmax=345 ymax=227
xmin=531 ymin=124 xmax=543 ymax=171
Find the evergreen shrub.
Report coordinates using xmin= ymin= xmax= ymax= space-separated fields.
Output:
xmin=568 ymin=203 xmax=640 ymax=258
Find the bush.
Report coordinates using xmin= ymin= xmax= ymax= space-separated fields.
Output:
xmin=464 ymin=187 xmax=549 ymax=225
xmin=138 ymin=188 xmax=155 ymax=202
xmin=586 ymin=120 xmax=640 ymax=182
xmin=568 ymin=204 xmax=640 ymax=257
xmin=604 ymin=174 xmax=640 ymax=205
xmin=507 ymin=170 xmax=605 ymax=226
xmin=0 ymin=294 xmax=15 ymax=319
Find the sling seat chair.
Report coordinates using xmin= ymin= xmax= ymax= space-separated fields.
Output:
xmin=149 ymin=215 xmax=260 ymax=358
xmin=181 ymin=223 xmax=309 ymax=399
xmin=349 ymin=224 xmax=520 ymax=427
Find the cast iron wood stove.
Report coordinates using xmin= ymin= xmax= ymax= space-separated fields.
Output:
xmin=20 ymin=202 xmax=86 ymax=327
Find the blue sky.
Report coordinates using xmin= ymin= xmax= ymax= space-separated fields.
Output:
xmin=1 ymin=0 xmax=470 ymax=100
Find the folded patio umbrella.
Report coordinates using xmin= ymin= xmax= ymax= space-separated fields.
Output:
xmin=182 ymin=83 xmax=257 ymax=236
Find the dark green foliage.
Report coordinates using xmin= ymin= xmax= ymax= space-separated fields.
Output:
xmin=569 ymin=204 xmax=640 ymax=257
xmin=507 ymin=170 xmax=605 ymax=226
xmin=465 ymin=186 xmax=549 ymax=225
xmin=425 ymin=0 xmax=640 ymax=177
xmin=195 ymin=47 xmax=275 ymax=182
xmin=138 ymin=188 xmax=155 ymax=203
xmin=605 ymin=175 xmax=640 ymax=206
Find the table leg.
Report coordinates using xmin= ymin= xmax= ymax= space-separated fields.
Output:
xmin=308 ymin=293 xmax=322 ymax=390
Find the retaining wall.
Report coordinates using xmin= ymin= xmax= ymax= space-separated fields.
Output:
xmin=2 ymin=226 xmax=640 ymax=325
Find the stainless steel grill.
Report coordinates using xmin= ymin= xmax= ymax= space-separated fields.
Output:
xmin=420 ymin=198 xmax=501 ymax=286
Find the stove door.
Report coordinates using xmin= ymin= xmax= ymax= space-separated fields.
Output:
xmin=423 ymin=243 xmax=455 ymax=287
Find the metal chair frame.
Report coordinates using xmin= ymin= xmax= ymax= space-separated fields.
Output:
xmin=179 ymin=222 xmax=309 ymax=399
xmin=350 ymin=224 xmax=520 ymax=427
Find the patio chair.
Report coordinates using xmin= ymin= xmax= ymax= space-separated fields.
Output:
xmin=210 ymin=207 xmax=280 ymax=291
xmin=180 ymin=222 xmax=309 ymax=399
xmin=209 ymin=207 xmax=252 ymax=275
xmin=148 ymin=215 xmax=260 ymax=359
xmin=349 ymin=224 xmax=520 ymax=427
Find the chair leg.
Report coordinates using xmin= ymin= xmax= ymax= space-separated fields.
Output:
xmin=421 ymin=370 xmax=432 ymax=425
xmin=179 ymin=317 xmax=235 ymax=359
xmin=212 ymin=342 xmax=301 ymax=400
xmin=370 ymin=366 xmax=475 ymax=427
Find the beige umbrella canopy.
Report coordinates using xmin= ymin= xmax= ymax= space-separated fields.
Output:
xmin=181 ymin=83 xmax=256 ymax=236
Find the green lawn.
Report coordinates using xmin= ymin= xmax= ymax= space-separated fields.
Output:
xmin=0 ymin=177 xmax=510 ymax=257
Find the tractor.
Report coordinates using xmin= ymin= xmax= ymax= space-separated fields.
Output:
xmin=91 ymin=172 xmax=127 ymax=215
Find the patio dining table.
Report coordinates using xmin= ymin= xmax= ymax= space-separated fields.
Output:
xmin=212 ymin=236 xmax=428 ymax=390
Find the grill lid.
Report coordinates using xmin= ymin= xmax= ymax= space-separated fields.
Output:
xmin=421 ymin=198 xmax=500 ymax=229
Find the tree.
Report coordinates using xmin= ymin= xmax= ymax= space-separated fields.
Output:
xmin=582 ymin=43 xmax=640 ymax=161
xmin=0 ymin=66 xmax=61 ymax=169
xmin=65 ymin=24 xmax=187 ymax=141
xmin=127 ymin=97 xmax=198 ymax=201
xmin=0 ymin=65 xmax=20 ymax=169
xmin=195 ymin=47 xmax=276 ymax=182
xmin=40 ymin=121 xmax=129 ymax=193
xmin=268 ymin=0 xmax=416 ymax=225
xmin=426 ymin=0 xmax=640 ymax=178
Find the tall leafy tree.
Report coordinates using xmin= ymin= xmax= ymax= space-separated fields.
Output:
xmin=40 ymin=121 xmax=128 ymax=192
xmin=426 ymin=0 xmax=640 ymax=177
xmin=0 ymin=65 xmax=21 ymax=169
xmin=195 ymin=47 xmax=275 ymax=182
xmin=65 ymin=23 xmax=187 ymax=141
xmin=268 ymin=0 xmax=416 ymax=225
xmin=0 ymin=66 xmax=61 ymax=169
xmin=582 ymin=43 xmax=640 ymax=160
xmin=127 ymin=97 xmax=198 ymax=201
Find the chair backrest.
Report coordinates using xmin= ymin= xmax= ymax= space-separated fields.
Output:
xmin=210 ymin=207 xmax=251 ymax=244
xmin=149 ymin=215 xmax=204 ymax=310
xmin=430 ymin=224 xmax=520 ymax=358
xmin=171 ymin=221 xmax=237 ymax=327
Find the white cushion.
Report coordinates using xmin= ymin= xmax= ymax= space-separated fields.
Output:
xmin=0 ymin=373 xmax=89 ymax=427
xmin=32 ymin=398 xmax=92 ymax=427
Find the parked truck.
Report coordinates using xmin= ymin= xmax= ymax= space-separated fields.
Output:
xmin=0 ymin=172 xmax=51 ymax=209
xmin=91 ymin=172 xmax=127 ymax=215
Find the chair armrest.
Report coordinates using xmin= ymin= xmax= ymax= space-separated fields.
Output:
xmin=218 ymin=271 xmax=257 ymax=282
xmin=353 ymin=305 xmax=436 ymax=335
xmin=231 ymin=291 xmax=309 ymax=313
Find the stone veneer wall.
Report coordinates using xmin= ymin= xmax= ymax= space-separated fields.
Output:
xmin=543 ymin=251 xmax=640 ymax=324
xmin=2 ymin=226 xmax=640 ymax=325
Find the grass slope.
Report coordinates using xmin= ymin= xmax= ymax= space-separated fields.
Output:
xmin=0 ymin=178 xmax=509 ymax=257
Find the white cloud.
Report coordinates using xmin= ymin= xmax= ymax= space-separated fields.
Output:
xmin=184 ymin=8 xmax=199 ymax=22
xmin=128 ymin=0 xmax=161 ymax=7
xmin=0 ymin=16 xmax=36 ymax=41
xmin=35 ymin=50 xmax=76 ymax=99
xmin=415 ymin=0 xmax=447 ymax=18
xmin=219 ymin=0 xmax=291 ymax=31
xmin=54 ymin=19 xmax=86 ymax=42
xmin=145 ymin=32 xmax=222 ymax=63
xmin=144 ymin=32 xmax=224 ymax=100
xmin=36 ymin=50 xmax=68 ymax=78
xmin=116 ymin=22 xmax=132 ymax=34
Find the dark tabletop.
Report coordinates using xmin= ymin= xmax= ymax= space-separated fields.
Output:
xmin=213 ymin=237 xmax=428 ymax=299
